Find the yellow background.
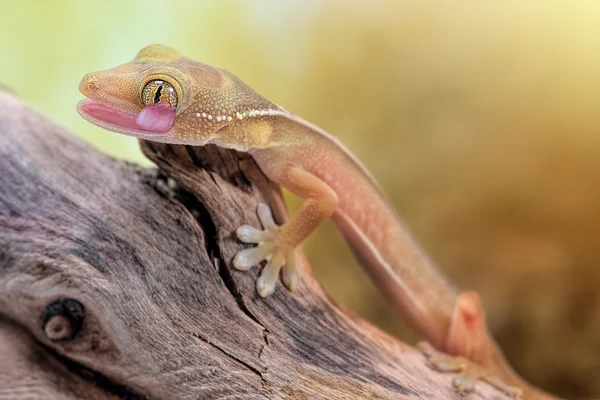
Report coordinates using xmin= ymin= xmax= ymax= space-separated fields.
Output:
xmin=4 ymin=1 xmax=600 ymax=397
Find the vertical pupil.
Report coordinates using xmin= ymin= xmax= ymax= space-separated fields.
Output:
xmin=153 ymin=85 xmax=163 ymax=104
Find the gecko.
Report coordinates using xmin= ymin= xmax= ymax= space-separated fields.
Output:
xmin=77 ymin=44 xmax=560 ymax=400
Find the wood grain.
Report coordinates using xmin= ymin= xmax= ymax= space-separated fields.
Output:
xmin=0 ymin=91 xmax=509 ymax=399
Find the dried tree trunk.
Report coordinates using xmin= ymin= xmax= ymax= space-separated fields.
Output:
xmin=0 ymin=91 xmax=508 ymax=399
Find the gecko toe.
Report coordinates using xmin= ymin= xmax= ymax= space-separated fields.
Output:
xmin=233 ymin=245 xmax=273 ymax=270
xmin=256 ymin=274 xmax=277 ymax=298
xmin=282 ymin=251 xmax=298 ymax=291
xmin=256 ymin=252 xmax=285 ymax=297
xmin=453 ymin=373 xmax=477 ymax=393
xmin=483 ymin=376 xmax=524 ymax=399
xmin=257 ymin=203 xmax=277 ymax=229
xmin=236 ymin=225 xmax=267 ymax=243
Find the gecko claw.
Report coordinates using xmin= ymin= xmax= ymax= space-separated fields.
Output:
xmin=234 ymin=204 xmax=298 ymax=296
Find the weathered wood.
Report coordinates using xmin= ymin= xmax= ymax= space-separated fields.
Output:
xmin=0 ymin=91 xmax=509 ymax=399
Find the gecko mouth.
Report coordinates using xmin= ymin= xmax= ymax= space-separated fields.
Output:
xmin=77 ymin=99 xmax=176 ymax=136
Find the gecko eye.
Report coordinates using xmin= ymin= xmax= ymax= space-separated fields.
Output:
xmin=141 ymin=80 xmax=178 ymax=108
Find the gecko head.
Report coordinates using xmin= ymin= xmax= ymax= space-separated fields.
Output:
xmin=77 ymin=44 xmax=237 ymax=145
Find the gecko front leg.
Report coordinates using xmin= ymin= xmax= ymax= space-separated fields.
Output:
xmin=234 ymin=203 xmax=298 ymax=296
xmin=233 ymin=164 xmax=338 ymax=297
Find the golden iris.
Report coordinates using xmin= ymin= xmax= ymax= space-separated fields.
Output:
xmin=141 ymin=80 xmax=178 ymax=108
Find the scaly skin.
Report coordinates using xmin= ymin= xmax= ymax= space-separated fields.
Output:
xmin=77 ymin=44 xmax=560 ymax=399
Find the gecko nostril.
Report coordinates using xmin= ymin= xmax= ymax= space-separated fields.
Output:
xmin=80 ymin=73 xmax=99 ymax=93
xmin=87 ymin=80 xmax=99 ymax=92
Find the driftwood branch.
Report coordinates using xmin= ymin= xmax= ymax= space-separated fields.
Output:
xmin=0 ymin=91 xmax=509 ymax=399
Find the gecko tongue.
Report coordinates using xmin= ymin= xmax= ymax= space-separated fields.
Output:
xmin=136 ymin=103 xmax=176 ymax=133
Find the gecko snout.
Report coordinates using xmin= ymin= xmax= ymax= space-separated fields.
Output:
xmin=79 ymin=73 xmax=100 ymax=96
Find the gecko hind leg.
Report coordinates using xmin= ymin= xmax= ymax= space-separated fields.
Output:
xmin=418 ymin=342 xmax=522 ymax=398
xmin=233 ymin=203 xmax=298 ymax=297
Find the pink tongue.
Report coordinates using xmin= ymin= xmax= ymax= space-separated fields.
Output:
xmin=136 ymin=103 xmax=176 ymax=133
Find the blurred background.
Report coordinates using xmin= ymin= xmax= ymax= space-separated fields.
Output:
xmin=3 ymin=1 xmax=600 ymax=397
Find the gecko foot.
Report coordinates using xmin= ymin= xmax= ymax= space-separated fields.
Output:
xmin=417 ymin=342 xmax=523 ymax=399
xmin=233 ymin=203 xmax=298 ymax=297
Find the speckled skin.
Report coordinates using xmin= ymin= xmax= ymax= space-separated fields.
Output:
xmin=77 ymin=45 xmax=558 ymax=400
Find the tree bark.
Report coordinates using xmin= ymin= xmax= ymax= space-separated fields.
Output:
xmin=0 ymin=91 xmax=508 ymax=399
